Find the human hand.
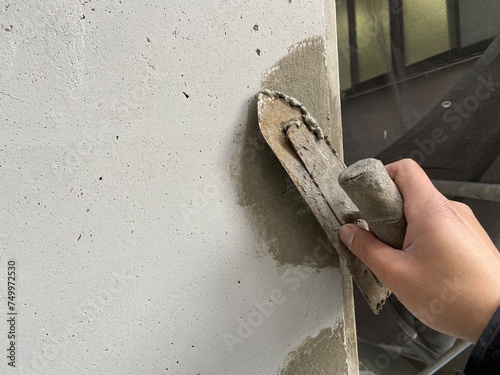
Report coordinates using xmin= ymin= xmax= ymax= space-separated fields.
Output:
xmin=339 ymin=159 xmax=500 ymax=343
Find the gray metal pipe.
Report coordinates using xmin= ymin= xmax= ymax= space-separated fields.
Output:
xmin=417 ymin=339 xmax=471 ymax=375
xmin=432 ymin=180 xmax=500 ymax=202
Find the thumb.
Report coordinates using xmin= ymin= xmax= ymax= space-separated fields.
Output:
xmin=339 ymin=224 xmax=406 ymax=285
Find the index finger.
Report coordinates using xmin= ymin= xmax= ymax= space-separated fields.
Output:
xmin=385 ymin=159 xmax=445 ymax=220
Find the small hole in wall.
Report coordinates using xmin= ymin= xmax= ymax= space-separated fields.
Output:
xmin=256 ymin=48 xmax=261 ymax=56
xmin=183 ymin=92 xmax=190 ymax=98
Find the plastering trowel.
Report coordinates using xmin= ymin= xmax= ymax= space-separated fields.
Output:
xmin=257 ymin=90 xmax=407 ymax=314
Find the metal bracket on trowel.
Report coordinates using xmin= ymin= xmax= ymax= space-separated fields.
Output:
xmin=257 ymin=90 xmax=407 ymax=314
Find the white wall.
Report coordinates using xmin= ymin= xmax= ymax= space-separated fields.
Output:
xmin=0 ymin=1 xmax=356 ymax=374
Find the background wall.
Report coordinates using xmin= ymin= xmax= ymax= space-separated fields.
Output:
xmin=0 ymin=1 xmax=356 ymax=374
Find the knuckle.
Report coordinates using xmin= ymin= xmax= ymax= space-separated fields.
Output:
xmin=442 ymin=199 xmax=470 ymax=218
xmin=435 ymin=195 xmax=453 ymax=211
xmin=400 ymin=158 xmax=420 ymax=169
xmin=452 ymin=201 xmax=473 ymax=214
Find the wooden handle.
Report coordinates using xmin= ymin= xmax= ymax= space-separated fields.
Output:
xmin=338 ymin=158 xmax=407 ymax=249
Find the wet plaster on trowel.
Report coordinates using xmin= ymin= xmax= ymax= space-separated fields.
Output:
xmin=260 ymin=89 xmax=326 ymax=140
xmin=233 ymin=37 xmax=340 ymax=269
xmin=279 ymin=324 xmax=348 ymax=375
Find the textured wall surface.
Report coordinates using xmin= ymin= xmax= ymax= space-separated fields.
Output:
xmin=0 ymin=0 xmax=355 ymax=374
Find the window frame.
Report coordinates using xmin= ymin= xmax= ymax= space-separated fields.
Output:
xmin=341 ymin=0 xmax=496 ymax=98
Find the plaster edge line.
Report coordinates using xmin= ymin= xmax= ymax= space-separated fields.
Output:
xmin=324 ymin=1 xmax=360 ymax=374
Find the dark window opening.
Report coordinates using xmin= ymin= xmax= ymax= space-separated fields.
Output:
xmin=337 ymin=0 xmax=500 ymax=98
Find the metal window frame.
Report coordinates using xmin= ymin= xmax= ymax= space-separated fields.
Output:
xmin=342 ymin=0 xmax=495 ymax=99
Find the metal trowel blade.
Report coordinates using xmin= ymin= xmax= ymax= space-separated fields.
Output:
xmin=257 ymin=90 xmax=390 ymax=314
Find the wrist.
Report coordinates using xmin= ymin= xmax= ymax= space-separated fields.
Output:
xmin=468 ymin=298 xmax=500 ymax=343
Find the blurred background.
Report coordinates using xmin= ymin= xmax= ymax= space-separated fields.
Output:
xmin=336 ymin=0 xmax=500 ymax=373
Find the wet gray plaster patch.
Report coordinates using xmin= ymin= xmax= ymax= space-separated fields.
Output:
xmin=279 ymin=325 xmax=348 ymax=375
xmin=262 ymin=36 xmax=341 ymax=152
xmin=233 ymin=100 xmax=339 ymax=268
xmin=232 ymin=37 xmax=340 ymax=268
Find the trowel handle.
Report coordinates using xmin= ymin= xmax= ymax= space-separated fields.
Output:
xmin=338 ymin=158 xmax=407 ymax=249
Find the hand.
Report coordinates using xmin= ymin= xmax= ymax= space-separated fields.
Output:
xmin=339 ymin=159 xmax=500 ymax=343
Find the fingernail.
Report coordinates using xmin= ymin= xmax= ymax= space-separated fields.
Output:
xmin=340 ymin=226 xmax=354 ymax=247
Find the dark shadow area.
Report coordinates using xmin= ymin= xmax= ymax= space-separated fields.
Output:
xmin=377 ymin=35 xmax=500 ymax=183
